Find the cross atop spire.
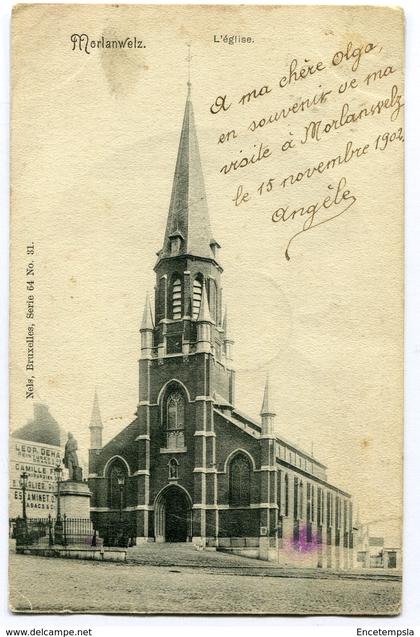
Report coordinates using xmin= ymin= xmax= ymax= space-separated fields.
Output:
xmin=186 ymin=44 xmax=192 ymax=92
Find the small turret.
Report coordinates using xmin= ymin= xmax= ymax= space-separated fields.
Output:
xmin=222 ymin=307 xmax=234 ymax=363
xmin=140 ymin=292 xmax=154 ymax=358
xmin=89 ymin=389 xmax=103 ymax=449
xmin=196 ymin=286 xmax=213 ymax=353
xmin=260 ymin=373 xmax=276 ymax=437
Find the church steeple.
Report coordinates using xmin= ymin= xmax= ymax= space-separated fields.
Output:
xmin=149 ymin=79 xmax=232 ymax=408
xmin=157 ymin=85 xmax=219 ymax=264
xmin=89 ymin=389 xmax=103 ymax=449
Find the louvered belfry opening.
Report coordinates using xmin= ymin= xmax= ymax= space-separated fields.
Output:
xmin=192 ymin=277 xmax=202 ymax=319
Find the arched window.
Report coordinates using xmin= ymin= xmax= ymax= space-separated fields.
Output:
xmin=213 ymin=280 xmax=219 ymax=325
xmin=172 ymin=278 xmax=182 ymax=319
xmin=293 ymin=477 xmax=299 ymax=519
xmin=327 ymin=492 xmax=332 ymax=528
xmin=229 ymin=453 xmax=251 ymax=506
xmin=299 ymin=480 xmax=304 ymax=520
xmin=317 ymin=487 xmax=324 ymax=526
xmin=311 ymin=484 xmax=315 ymax=522
xmin=158 ymin=277 xmax=166 ymax=322
xmin=335 ymin=495 xmax=342 ymax=529
xmin=306 ymin=482 xmax=311 ymax=522
xmin=168 ymin=458 xmax=179 ymax=479
xmin=284 ymin=473 xmax=289 ymax=516
xmin=207 ymin=279 xmax=217 ymax=323
xmin=166 ymin=391 xmax=185 ymax=449
xmin=192 ymin=278 xmax=202 ymax=319
xmin=107 ymin=460 xmax=128 ymax=509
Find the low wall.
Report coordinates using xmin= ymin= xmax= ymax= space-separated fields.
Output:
xmin=16 ymin=546 xmax=126 ymax=562
xmin=217 ymin=536 xmax=275 ymax=561
xmin=217 ymin=537 xmax=260 ymax=549
xmin=217 ymin=547 xmax=260 ymax=559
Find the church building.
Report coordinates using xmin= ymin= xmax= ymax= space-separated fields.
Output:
xmin=88 ymin=84 xmax=354 ymax=568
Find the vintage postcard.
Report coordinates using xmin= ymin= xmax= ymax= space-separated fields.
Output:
xmin=9 ymin=4 xmax=403 ymax=615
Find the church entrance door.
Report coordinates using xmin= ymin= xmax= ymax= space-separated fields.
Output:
xmin=154 ymin=485 xmax=192 ymax=543
xmin=165 ymin=488 xmax=189 ymax=542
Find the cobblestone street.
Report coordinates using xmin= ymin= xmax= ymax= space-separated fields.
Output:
xmin=9 ymin=552 xmax=401 ymax=615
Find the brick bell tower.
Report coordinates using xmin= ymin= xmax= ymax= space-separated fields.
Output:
xmin=135 ymin=83 xmax=235 ymax=544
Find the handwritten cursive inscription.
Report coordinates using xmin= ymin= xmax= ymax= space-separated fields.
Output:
xmin=272 ymin=177 xmax=357 ymax=260
xmin=210 ymin=37 xmax=403 ymax=262
xmin=301 ymin=85 xmax=403 ymax=145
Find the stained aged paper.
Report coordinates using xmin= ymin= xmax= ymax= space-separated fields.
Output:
xmin=9 ymin=4 xmax=403 ymax=615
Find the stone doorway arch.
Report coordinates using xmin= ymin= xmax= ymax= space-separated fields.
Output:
xmin=154 ymin=485 xmax=192 ymax=543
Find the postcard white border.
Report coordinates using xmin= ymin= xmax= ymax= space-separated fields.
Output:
xmin=1 ymin=0 xmax=419 ymax=632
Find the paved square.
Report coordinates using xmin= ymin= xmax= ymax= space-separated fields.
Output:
xmin=9 ymin=553 xmax=401 ymax=615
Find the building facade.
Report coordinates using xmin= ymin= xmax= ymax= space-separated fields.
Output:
xmin=355 ymin=525 xmax=402 ymax=570
xmin=10 ymin=404 xmax=64 ymax=519
xmin=88 ymin=86 xmax=354 ymax=567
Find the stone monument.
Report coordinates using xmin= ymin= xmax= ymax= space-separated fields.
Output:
xmin=59 ymin=432 xmax=92 ymax=519
xmin=63 ymin=432 xmax=82 ymax=481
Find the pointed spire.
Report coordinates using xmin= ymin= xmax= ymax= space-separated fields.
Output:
xmin=89 ymin=389 xmax=103 ymax=429
xmin=260 ymin=373 xmax=276 ymax=437
xmin=158 ymin=85 xmax=218 ymax=263
xmin=260 ymin=373 xmax=276 ymax=416
xmin=222 ymin=305 xmax=234 ymax=362
xmin=140 ymin=292 xmax=154 ymax=358
xmin=140 ymin=292 xmax=154 ymax=331
xmin=89 ymin=389 xmax=103 ymax=450
xmin=196 ymin=285 xmax=212 ymax=353
xmin=197 ymin=285 xmax=212 ymax=323
xmin=222 ymin=306 xmax=228 ymax=334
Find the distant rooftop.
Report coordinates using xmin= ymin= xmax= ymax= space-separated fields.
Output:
xmin=12 ymin=403 xmax=65 ymax=447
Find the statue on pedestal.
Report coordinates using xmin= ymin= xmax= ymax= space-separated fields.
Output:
xmin=63 ymin=432 xmax=82 ymax=481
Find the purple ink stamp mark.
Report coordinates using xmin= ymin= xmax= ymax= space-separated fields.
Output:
xmin=284 ymin=525 xmax=317 ymax=554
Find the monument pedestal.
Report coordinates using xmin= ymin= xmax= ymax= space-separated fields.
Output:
xmin=59 ymin=480 xmax=92 ymax=518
